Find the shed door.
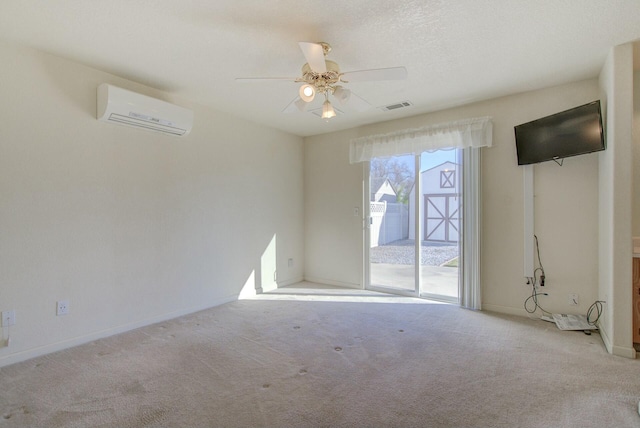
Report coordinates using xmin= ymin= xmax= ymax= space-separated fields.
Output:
xmin=424 ymin=194 xmax=460 ymax=243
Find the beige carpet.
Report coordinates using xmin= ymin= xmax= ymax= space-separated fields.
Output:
xmin=1 ymin=284 xmax=640 ymax=427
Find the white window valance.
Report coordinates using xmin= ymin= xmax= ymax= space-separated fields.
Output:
xmin=349 ymin=116 xmax=493 ymax=164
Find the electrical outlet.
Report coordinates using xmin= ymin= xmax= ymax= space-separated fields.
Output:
xmin=288 ymin=258 xmax=294 ymax=268
xmin=2 ymin=310 xmax=16 ymax=327
xmin=568 ymin=293 xmax=579 ymax=306
xmin=56 ymin=300 xmax=70 ymax=316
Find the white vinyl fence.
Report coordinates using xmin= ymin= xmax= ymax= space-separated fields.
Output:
xmin=370 ymin=201 xmax=409 ymax=247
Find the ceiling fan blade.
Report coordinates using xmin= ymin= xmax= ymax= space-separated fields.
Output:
xmin=342 ymin=66 xmax=408 ymax=82
xmin=235 ymin=77 xmax=297 ymax=83
xmin=298 ymin=42 xmax=327 ymax=73
xmin=346 ymin=91 xmax=372 ymax=112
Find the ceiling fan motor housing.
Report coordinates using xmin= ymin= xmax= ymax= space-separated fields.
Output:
xmin=300 ymin=60 xmax=342 ymax=95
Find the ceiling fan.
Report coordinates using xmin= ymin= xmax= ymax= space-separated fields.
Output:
xmin=236 ymin=42 xmax=407 ymax=120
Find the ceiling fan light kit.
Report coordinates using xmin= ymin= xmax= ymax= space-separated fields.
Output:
xmin=237 ymin=41 xmax=407 ymax=121
xmin=294 ymin=97 xmax=309 ymax=112
xmin=333 ymin=86 xmax=351 ymax=105
xmin=299 ymin=84 xmax=316 ymax=102
xmin=321 ymin=95 xmax=336 ymax=120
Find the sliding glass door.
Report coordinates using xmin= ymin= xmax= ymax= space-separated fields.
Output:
xmin=367 ymin=154 xmax=416 ymax=293
xmin=366 ymin=149 xmax=461 ymax=302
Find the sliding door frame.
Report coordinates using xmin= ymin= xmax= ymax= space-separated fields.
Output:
xmin=365 ymin=152 xmax=462 ymax=304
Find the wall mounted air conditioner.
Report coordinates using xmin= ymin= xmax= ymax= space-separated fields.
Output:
xmin=97 ymin=83 xmax=194 ymax=136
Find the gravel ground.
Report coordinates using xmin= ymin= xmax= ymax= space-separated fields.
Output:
xmin=370 ymin=239 xmax=459 ymax=266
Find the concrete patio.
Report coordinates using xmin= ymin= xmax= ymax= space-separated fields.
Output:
xmin=368 ymin=239 xmax=459 ymax=300
xmin=370 ymin=263 xmax=458 ymax=300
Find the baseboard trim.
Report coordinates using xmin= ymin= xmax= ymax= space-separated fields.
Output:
xmin=303 ymin=276 xmax=362 ymax=289
xmin=612 ymin=344 xmax=636 ymax=359
xmin=482 ymin=303 xmax=532 ymax=318
xmin=277 ymin=276 xmax=305 ymax=288
xmin=599 ymin=323 xmax=613 ymax=354
xmin=0 ymin=294 xmax=238 ymax=368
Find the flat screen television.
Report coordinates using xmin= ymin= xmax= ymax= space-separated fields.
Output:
xmin=514 ymin=100 xmax=605 ymax=165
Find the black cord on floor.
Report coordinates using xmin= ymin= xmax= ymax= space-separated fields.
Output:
xmin=587 ymin=301 xmax=605 ymax=325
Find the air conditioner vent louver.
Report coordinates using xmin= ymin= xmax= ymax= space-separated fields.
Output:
xmin=380 ymin=101 xmax=413 ymax=112
xmin=97 ymin=84 xmax=193 ymax=137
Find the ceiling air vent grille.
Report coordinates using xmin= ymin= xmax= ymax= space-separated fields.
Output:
xmin=380 ymin=101 xmax=413 ymax=112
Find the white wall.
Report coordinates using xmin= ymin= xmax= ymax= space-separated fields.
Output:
xmin=304 ymin=128 xmax=364 ymax=288
xmin=305 ymin=79 xmax=601 ymax=316
xmin=633 ymin=70 xmax=640 ymax=237
xmin=598 ymin=43 xmax=634 ymax=358
xmin=0 ymin=41 xmax=304 ymax=367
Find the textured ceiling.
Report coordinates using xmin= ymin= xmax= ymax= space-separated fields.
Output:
xmin=0 ymin=1 xmax=639 ymax=137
